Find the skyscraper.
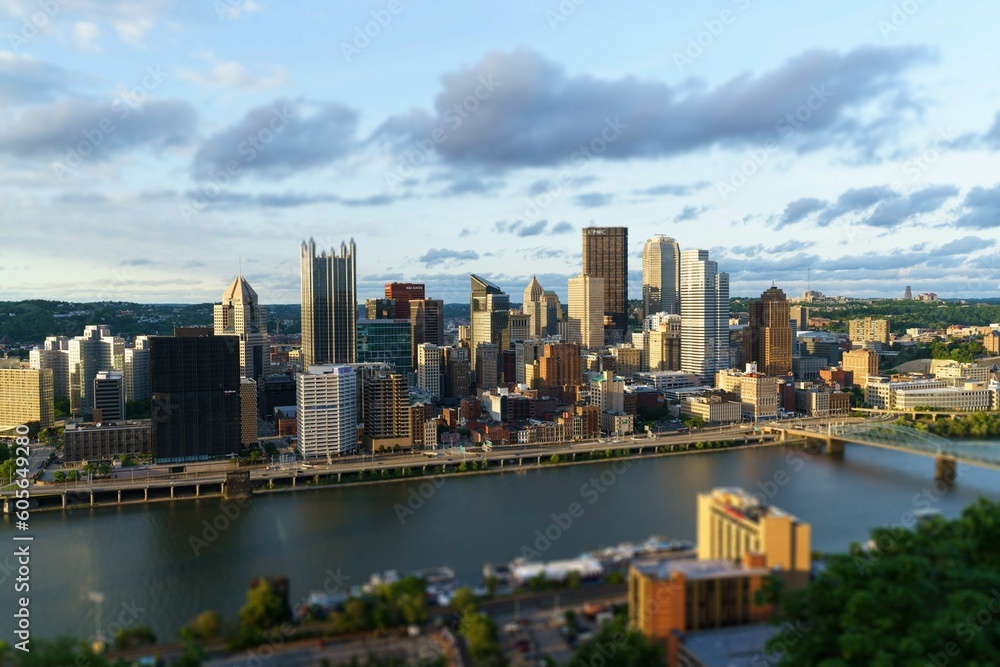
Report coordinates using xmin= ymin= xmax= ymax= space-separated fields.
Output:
xmin=29 ymin=336 xmax=69 ymax=400
xmin=746 ymin=285 xmax=793 ymax=377
xmin=356 ymin=319 xmax=413 ymax=376
xmin=123 ymin=336 xmax=150 ymax=403
xmin=300 ymin=238 xmax=357 ymax=368
xmin=680 ymin=249 xmax=730 ymax=384
xmin=582 ymin=226 xmax=628 ymax=337
xmin=385 ymin=282 xmax=425 ymax=320
xmin=0 ymin=368 xmax=53 ymax=434
xmin=364 ymin=298 xmax=395 ymax=320
xmin=93 ymin=371 xmax=125 ymax=422
xmin=469 ymin=274 xmax=509 ymax=379
xmin=567 ymin=273 xmax=605 ymax=350
xmin=410 ymin=298 xmax=444 ymax=368
xmin=297 ymin=365 xmax=357 ymax=459
xmin=642 ymin=235 xmax=681 ymax=316
xmin=214 ymin=274 xmax=268 ymax=381
xmin=416 ymin=343 xmax=442 ymax=398
xmin=363 ymin=371 xmax=411 ymax=451
xmin=68 ymin=325 xmax=124 ymax=417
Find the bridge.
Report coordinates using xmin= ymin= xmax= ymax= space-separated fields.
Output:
xmin=773 ymin=421 xmax=1000 ymax=482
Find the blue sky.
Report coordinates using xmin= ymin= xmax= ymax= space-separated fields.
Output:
xmin=1 ymin=0 xmax=999 ymax=305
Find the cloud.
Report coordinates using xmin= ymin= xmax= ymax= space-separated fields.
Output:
xmin=439 ymin=177 xmax=504 ymax=196
xmin=120 ymin=258 xmax=153 ymax=266
xmin=216 ymin=0 xmax=263 ymax=19
xmin=373 ymin=45 xmax=930 ymax=169
xmin=551 ymin=221 xmax=574 ymax=234
xmin=936 ymin=236 xmax=995 ymax=255
xmin=776 ymin=197 xmax=827 ymax=228
xmin=0 ymin=52 xmax=73 ymax=106
xmin=953 ymin=183 xmax=1000 ymax=229
xmin=861 ymin=184 xmax=958 ymax=228
xmin=191 ymin=99 xmax=357 ymax=180
xmin=495 ymin=220 xmax=549 ymax=237
xmin=418 ymin=248 xmax=479 ymax=265
xmin=817 ymin=186 xmax=896 ymax=225
xmin=633 ymin=181 xmax=710 ymax=197
xmin=179 ymin=61 xmax=288 ymax=90
xmin=574 ymin=192 xmax=613 ymax=208
xmin=675 ymin=205 xmax=707 ymax=222
xmin=0 ymin=98 xmax=196 ymax=159
xmin=181 ymin=190 xmax=402 ymax=209
xmin=72 ymin=22 xmax=102 ymax=52
xmin=983 ymin=112 xmax=1000 ymax=150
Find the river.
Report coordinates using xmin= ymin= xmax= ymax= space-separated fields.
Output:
xmin=3 ymin=443 xmax=999 ymax=643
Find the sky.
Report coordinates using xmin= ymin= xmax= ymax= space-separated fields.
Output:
xmin=1 ymin=0 xmax=999 ymax=305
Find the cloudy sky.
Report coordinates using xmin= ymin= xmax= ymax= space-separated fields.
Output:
xmin=1 ymin=1 xmax=999 ymax=305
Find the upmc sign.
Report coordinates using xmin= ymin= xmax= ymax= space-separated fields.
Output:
xmin=586 ymin=229 xmax=607 ymax=235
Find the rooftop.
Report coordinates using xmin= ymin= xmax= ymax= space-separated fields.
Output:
xmin=633 ymin=558 xmax=768 ymax=581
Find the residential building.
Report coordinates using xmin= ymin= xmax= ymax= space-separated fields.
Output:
xmin=214 ymin=274 xmax=268 ymax=381
xmin=416 ymin=343 xmax=442 ymax=398
xmin=29 ymin=336 xmax=69 ymax=399
xmin=356 ymin=319 xmax=413 ymax=376
xmin=93 ymin=371 xmax=124 ymax=422
xmin=0 ymin=368 xmax=54 ymax=434
xmin=297 ymin=365 xmax=358 ymax=459
xmin=68 ymin=325 xmax=124 ymax=417
xmin=301 ymin=238 xmax=357 ymax=368
xmin=363 ymin=371 xmax=410 ymax=451
xmin=63 ymin=420 xmax=152 ymax=463
xmin=567 ymin=273 xmax=605 ymax=350
xmin=582 ymin=226 xmax=628 ymax=338
xmin=149 ymin=333 xmax=241 ymax=462
xmin=849 ymin=317 xmax=890 ymax=346
xmin=641 ymin=235 xmax=681 ymax=317
xmin=984 ymin=330 xmax=1000 ymax=355
xmin=123 ymin=336 xmax=150 ymax=403
xmin=746 ymin=285 xmax=793 ymax=376
xmin=680 ymin=249 xmax=729 ymax=384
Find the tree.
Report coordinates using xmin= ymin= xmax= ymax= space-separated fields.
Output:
xmin=238 ymin=579 xmax=289 ymax=631
xmin=13 ymin=637 xmax=110 ymax=667
xmin=567 ymin=617 xmax=665 ymax=666
xmin=762 ymin=498 xmax=1000 ymax=665
xmin=450 ymin=587 xmax=477 ymax=617
xmin=113 ymin=625 xmax=156 ymax=651
xmin=53 ymin=470 xmax=66 ymax=483
xmin=458 ymin=611 xmax=505 ymax=666
xmin=185 ymin=609 xmax=223 ymax=641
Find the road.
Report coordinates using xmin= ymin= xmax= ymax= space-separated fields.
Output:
xmin=205 ymin=635 xmax=446 ymax=667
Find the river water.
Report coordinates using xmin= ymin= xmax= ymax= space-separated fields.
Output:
xmin=3 ymin=443 xmax=999 ymax=643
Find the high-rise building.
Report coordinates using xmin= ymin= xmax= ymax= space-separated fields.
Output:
xmin=523 ymin=276 xmax=546 ymax=338
xmin=214 ymin=274 xmax=268 ymax=381
xmin=475 ymin=343 xmax=500 ymax=391
xmin=589 ymin=370 xmax=625 ymax=413
xmin=257 ymin=373 xmax=296 ymax=420
xmin=567 ymin=273 xmax=605 ymax=350
xmin=842 ymin=348 xmax=880 ymax=388
xmin=680 ymin=250 xmax=730 ymax=384
xmin=642 ymin=235 xmax=681 ymax=316
xmin=364 ymin=298 xmax=396 ymax=320
xmin=469 ymin=275 xmax=509 ymax=379
xmin=534 ymin=342 xmax=583 ymax=389
xmin=515 ymin=339 xmax=543 ymax=385
xmin=68 ymin=325 xmax=124 ymax=417
xmin=416 ymin=343 xmax=442 ymax=398
xmin=385 ymin=282 xmax=425 ymax=320
xmin=363 ymin=371 xmax=411 ymax=451
xmin=123 ymin=336 xmax=150 ymax=403
xmin=848 ymin=317 xmax=890 ymax=346
xmin=507 ymin=312 xmax=532 ymax=344
xmin=297 ymin=365 xmax=357 ymax=459
xmin=149 ymin=333 xmax=241 ymax=462
xmin=240 ymin=377 xmax=258 ymax=447
xmin=648 ymin=314 xmax=682 ymax=371
xmin=300 ymin=238 xmax=357 ymax=368
xmin=0 ymin=368 xmax=54 ymax=434
xmin=410 ymin=298 xmax=444 ymax=368
xmin=582 ymin=226 xmax=628 ymax=337
xmin=442 ymin=346 xmax=471 ymax=399
xmin=356 ymin=319 xmax=413 ymax=376
xmin=93 ymin=371 xmax=124 ymax=422
xmin=788 ymin=305 xmax=810 ymax=331
xmin=541 ymin=291 xmax=563 ymax=336
xmin=29 ymin=336 xmax=69 ymax=400
xmin=746 ymin=285 xmax=793 ymax=377
xmin=904 ymin=285 xmax=912 ymax=300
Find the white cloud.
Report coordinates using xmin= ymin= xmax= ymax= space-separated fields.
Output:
xmin=72 ymin=21 xmax=101 ymax=52
xmin=179 ymin=60 xmax=287 ymax=90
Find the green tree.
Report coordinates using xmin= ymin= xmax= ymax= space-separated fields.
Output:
xmin=459 ymin=611 xmax=505 ymax=667
xmin=113 ymin=625 xmax=156 ymax=651
xmin=567 ymin=617 xmax=666 ymax=666
xmin=185 ymin=609 xmax=223 ymax=641
xmin=14 ymin=637 xmax=110 ymax=667
xmin=450 ymin=587 xmax=477 ymax=617
xmin=53 ymin=470 xmax=66 ymax=483
xmin=763 ymin=498 xmax=1000 ymax=665
xmin=238 ymin=579 xmax=289 ymax=631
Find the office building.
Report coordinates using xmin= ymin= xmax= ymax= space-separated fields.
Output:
xmin=416 ymin=343 xmax=442 ymax=398
xmin=469 ymin=274 xmax=509 ymax=380
xmin=648 ymin=314 xmax=682 ymax=371
xmin=634 ymin=370 xmax=701 ymax=393
xmin=240 ymin=377 xmax=258 ymax=447
xmin=0 ymin=368 xmax=54 ymax=434
xmin=934 ymin=362 xmax=991 ymax=384
xmin=582 ymin=226 xmax=628 ymax=338
xmin=680 ymin=250 xmax=730 ymax=384
xmin=610 ymin=346 xmax=642 ymax=378
xmin=297 ymin=365 xmax=358 ymax=459
xmin=384 ymin=282 xmax=425 ymax=320
xmin=410 ymin=298 xmax=444 ymax=367
xmin=214 ymin=274 xmax=268 ymax=380
xmin=534 ymin=342 xmax=583 ymax=389
xmin=788 ymin=305 xmax=810 ymax=331
xmin=682 ymin=393 xmax=741 ymax=424
xmin=149 ymin=333 xmax=241 ymax=462
xmin=841 ymin=348 xmax=879 ymax=388
xmin=301 ymin=238 xmax=357 ymax=368
xmin=540 ymin=290 xmax=563 ymax=336
xmin=346 ymin=362 xmax=394 ymax=425
xmin=356 ymin=319 xmax=413 ymax=376
xmin=363 ymin=371 xmax=410 ymax=451
xmin=697 ymin=487 xmax=811 ymax=589
xmin=642 ymin=235 xmax=681 ymax=316
xmin=798 ymin=331 xmax=841 ymax=366
xmin=515 ymin=339 xmax=543 ymax=385
xmin=849 ymin=317 xmax=890 ymax=346
xmin=123 ymin=336 xmax=150 ymax=403
xmin=68 ymin=325 xmax=124 ymax=417
xmin=894 ymin=384 xmax=992 ymax=411
xmin=746 ymin=286 xmax=793 ymax=377
xmin=589 ymin=370 xmax=625 ymax=413
xmin=93 ymin=371 xmax=124 ymax=422
xmin=522 ymin=276 xmax=554 ymax=338
xmin=29 ymin=336 xmax=69 ymax=399
xmin=475 ymin=343 xmax=499 ymax=390
xmin=364 ymin=298 xmax=395 ymax=320
xmin=507 ymin=312 xmax=531 ymax=344
xmin=63 ymin=420 xmax=152 ymax=463
xmin=257 ymin=373 xmax=296 ymax=420
xmin=716 ymin=366 xmax=780 ymax=420
xmin=567 ymin=273 xmax=605 ymax=350
xmin=442 ymin=346 xmax=471 ymax=399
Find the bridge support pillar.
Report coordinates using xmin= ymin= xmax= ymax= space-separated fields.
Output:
xmin=62 ymin=494 xmax=66 ymax=509
xmin=195 ymin=484 xmax=200 ymax=497
xmin=117 ymin=490 xmax=121 ymax=504
xmin=826 ymin=438 xmax=845 ymax=455
xmin=537 ymin=456 xmax=541 ymax=464
xmin=518 ymin=458 xmax=522 ymax=465
xmin=170 ymin=485 xmax=174 ymax=499
xmin=935 ymin=457 xmax=957 ymax=483
xmin=144 ymin=488 xmax=148 ymax=501
xmin=90 ymin=493 xmax=94 ymax=506
xmin=572 ymin=453 xmax=576 ymax=461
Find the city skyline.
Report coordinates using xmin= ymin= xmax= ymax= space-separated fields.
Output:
xmin=1 ymin=2 xmax=999 ymax=303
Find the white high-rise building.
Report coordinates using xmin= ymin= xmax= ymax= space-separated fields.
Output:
xmin=68 ymin=325 xmax=124 ymax=416
xmin=567 ymin=273 xmax=605 ymax=350
xmin=297 ymin=365 xmax=358 ymax=460
xmin=416 ymin=343 xmax=442 ymax=398
xmin=214 ymin=275 xmax=268 ymax=381
xmin=642 ymin=236 xmax=681 ymax=316
xmin=29 ymin=336 xmax=70 ymax=399
xmin=123 ymin=336 xmax=150 ymax=403
xmin=680 ymin=250 xmax=730 ymax=385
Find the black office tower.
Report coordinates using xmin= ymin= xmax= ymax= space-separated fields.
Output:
xmin=150 ymin=334 xmax=241 ymax=462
